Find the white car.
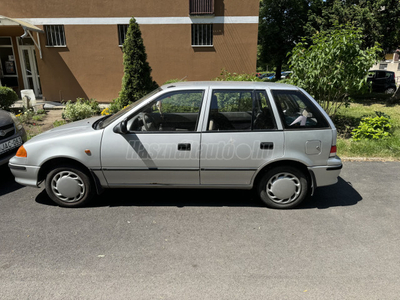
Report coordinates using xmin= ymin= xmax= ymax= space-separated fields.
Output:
xmin=9 ymin=81 xmax=342 ymax=208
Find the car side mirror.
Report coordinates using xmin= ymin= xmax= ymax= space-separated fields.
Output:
xmin=113 ymin=119 xmax=128 ymax=134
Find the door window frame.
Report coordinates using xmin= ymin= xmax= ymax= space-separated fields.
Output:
xmin=204 ymin=89 xmax=278 ymax=132
xmin=125 ymin=89 xmax=206 ymax=134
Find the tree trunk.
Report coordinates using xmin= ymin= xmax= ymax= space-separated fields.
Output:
xmin=275 ymin=64 xmax=282 ymax=80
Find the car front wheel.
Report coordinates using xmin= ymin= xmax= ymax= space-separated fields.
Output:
xmin=45 ymin=165 xmax=94 ymax=207
xmin=257 ymin=166 xmax=309 ymax=209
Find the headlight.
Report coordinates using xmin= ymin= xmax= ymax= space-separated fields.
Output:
xmin=10 ymin=113 xmax=24 ymax=131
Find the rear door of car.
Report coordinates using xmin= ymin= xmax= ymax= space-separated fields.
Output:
xmin=200 ymin=88 xmax=284 ymax=186
xmin=270 ymin=89 xmax=333 ymax=165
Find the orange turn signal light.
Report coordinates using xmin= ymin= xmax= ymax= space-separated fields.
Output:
xmin=16 ymin=145 xmax=27 ymax=158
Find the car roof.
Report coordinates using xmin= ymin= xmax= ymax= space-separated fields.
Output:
xmin=369 ymin=70 xmax=395 ymax=73
xmin=161 ymin=81 xmax=298 ymax=90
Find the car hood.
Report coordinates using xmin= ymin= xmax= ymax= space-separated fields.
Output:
xmin=0 ymin=109 xmax=13 ymax=127
xmin=28 ymin=116 xmax=103 ymax=143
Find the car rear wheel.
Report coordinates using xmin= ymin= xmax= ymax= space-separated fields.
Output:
xmin=385 ymin=87 xmax=396 ymax=94
xmin=257 ymin=166 xmax=309 ymax=209
xmin=45 ymin=165 xmax=94 ymax=207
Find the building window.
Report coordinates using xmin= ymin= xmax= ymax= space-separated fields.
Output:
xmin=44 ymin=25 xmax=66 ymax=47
xmin=379 ymin=63 xmax=388 ymax=70
xmin=191 ymin=24 xmax=213 ymax=47
xmin=190 ymin=0 xmax=214 ymax=15
xmin=118 ymin=25 xmax=128 ymax=46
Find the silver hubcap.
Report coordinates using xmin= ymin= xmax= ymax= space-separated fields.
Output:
xmin=266 ymin=172 xmax=301 ymax=204
xmin=51 ymin=171 xmax=85 ymax=203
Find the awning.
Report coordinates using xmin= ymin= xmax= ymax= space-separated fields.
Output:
xmin=0 ymin=15 xmax=43 ymax=59
xmin=0 ymin=15 xmax=44 ymax=33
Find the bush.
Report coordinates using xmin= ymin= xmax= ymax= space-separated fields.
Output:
xmin=0 ymin=86 xmax=18 ymax=110
xmin=53 ymin=120 xmax=67 ymax=127
xmin=77 ymin=98 xmax=101 ymax=115
xmin=108 ymin=98 xmax=128 ymax=114
xmin=164 ymin=78 xmax=187 ymax=84
xmin=288 ymin=25 xmax=382 ymax=116
xmin=62 ymin=99 xmax=98 ymax=121
xmin=213 ymin=69 xmax=262 ymax=82
xmin=16 ymin=108 xmax=35 ymax=124
xmin=351 ymin=112 xmax=393 ymax=141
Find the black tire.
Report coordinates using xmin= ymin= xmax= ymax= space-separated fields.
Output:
xmin=45 ymin=165 xmax=94 ymax=208
xmin=256 ymin=166 xmax=309 ymax=209
xmin=385 ymin=87 xmax=396 ymax=94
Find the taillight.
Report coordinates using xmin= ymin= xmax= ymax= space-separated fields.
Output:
xmin=330 ymin=145 xmax=337 ymax=157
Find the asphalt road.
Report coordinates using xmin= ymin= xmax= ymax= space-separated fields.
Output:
xmin=1 ymin=161 xmax=400 ymax=299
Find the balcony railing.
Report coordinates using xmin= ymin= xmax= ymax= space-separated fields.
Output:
xmin=189 ymin=0 xmax=214 ymax=15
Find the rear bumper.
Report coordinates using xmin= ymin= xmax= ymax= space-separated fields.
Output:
xmin=8 ymin=162 xmax=40 ymax=187
xmin=308 ymin=157 xmax=342 ymax=188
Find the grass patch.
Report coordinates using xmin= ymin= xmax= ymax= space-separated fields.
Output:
xmin=335 ymin=103 xmax=400 ymax=159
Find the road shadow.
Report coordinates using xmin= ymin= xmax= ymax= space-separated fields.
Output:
xmin=302 ymin=177 xmax=362 ymax=209
xmin=0 ymin=165 xmax=24 ymax=197
xmin=35 ymin=176 xmax=361 ymax=209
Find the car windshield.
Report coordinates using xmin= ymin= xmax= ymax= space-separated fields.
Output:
xmin=99 ymin=87 xmax=162 ymax=129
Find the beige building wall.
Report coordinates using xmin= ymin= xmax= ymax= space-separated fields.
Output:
xmin=1 ymin=0 xmax=260 ymax=102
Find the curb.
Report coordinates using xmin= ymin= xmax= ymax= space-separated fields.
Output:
xmin=341 ymin=157 xmax=399 ymax=162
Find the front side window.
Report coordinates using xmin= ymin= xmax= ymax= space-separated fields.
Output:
xmin=207 ymin=90 xmax=276 ymax=131
xmin=45 ymin=25 xmax=66 ymax=47
xmin=127 ymin=90 xmax=204 ymax=132
xmin=272 ymin=90 xmax=330 ymax=129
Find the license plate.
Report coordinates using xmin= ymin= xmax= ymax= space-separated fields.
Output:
xmin=0 ymin=136 xmax=23 ymax=155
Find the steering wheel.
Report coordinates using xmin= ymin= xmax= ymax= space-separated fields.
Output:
xmin=141 ymin=113 xmax=157 ymax=131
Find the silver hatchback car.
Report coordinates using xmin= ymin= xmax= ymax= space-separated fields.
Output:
xmin=9 ymin=81 xmax=342 ymax=208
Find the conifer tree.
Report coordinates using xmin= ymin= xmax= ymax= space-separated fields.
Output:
xmin=119 ymin=17 xmax=158 ymax=106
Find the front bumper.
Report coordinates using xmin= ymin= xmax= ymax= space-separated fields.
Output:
xmin=8 ymin=163 xmax=40 ymax=187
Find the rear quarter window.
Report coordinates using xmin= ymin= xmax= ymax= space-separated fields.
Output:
xmin=271 ymin=90 xmax=330 ymax=129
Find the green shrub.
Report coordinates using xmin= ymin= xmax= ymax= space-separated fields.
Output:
xmin=16 ymin=108 xmax=35 ymax=123
xmin=213 ymin=69 xmax=262 ymax=82
xmin=0 ymin=86 xmax=18 ymax=110
xmin=351 ymin=112 xmax=393 ymax=141
xmin=53 ymin=120 xmax=67 ymax=127
xmin=163 ymin=78 xmax=187 ymax=85
xmin=108 ymin=97 xmax=128 ymax=114
xmin=62 ymin=99 xmax=97 ymax=121
xmin=32 ymin=114 xmax=44 ymax=122
xmin=77 ymin=98 xmax=101 ymax=115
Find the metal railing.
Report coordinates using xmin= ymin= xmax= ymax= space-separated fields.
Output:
xmin=189 ymin=0 xmax=214 ymax=15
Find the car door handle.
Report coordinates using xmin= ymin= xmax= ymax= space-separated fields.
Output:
xmin=178 ymin=143 xmax=191 ymax=151
xmin=260 ymin=142 xmax=274 ymax=150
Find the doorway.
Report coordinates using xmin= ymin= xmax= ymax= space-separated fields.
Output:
xmin=18 ymin=39 xmax=42 ymax=98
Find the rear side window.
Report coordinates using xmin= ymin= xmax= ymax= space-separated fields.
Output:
xmin=271 ymin=90 xmax=330 ymax=129
xmin=207 ymin=89 xmax=276 ymax=131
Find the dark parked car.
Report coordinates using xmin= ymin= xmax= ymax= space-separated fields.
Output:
xmin=367 ymin=70 xmax=397 ymax=94
xmin=0 ymin=109 xmax=27 ymax=166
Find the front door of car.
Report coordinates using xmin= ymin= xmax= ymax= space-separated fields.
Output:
xmin=101 ymin=90 xmax=205 ymax=186
xmin=200 ymin=89 xmax=284 ymax=186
